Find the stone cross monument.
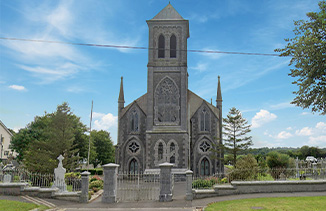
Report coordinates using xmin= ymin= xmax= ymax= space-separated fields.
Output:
xmin=52 ymin=154 xmax=67 ymax=192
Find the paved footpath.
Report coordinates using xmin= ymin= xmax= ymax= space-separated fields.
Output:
xmin=1 ymin=191 xmax=326 ymax=211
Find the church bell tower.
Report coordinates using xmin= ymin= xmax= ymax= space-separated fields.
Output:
xmin=145 ymin=3 xmax=190 ymax=169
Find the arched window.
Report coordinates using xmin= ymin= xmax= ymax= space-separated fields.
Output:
xmin=154 ymin=77 xmax=180 ymax=124
xmin=158 ymin=34 xmax=165 ymax=58
xmin=129 ymin=158 xmax=138 ymax=174
xmin=170 ymin=143 xmax=175 ymax=152
xmin=200 ymin=107 xmax=210 ymax=131
xmin=158 ymin=143 xmax=163 ymax=160
xmin=131 ymin=109 xmax=138 ymax=132
xmin=200 ymin=158 xmax=210 ymax=176
xmin=170 ymin=35 xmax=176 ymax=58
xmin=170 ymin=156 xmax=175 ymax=163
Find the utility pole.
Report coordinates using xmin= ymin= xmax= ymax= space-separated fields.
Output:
xmin=87 ymin=100 xmax=93 ymax=171
xmin=0 ymin=134 xmax=3 ymax=161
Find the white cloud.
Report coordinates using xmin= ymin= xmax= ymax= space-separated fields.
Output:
xmin=92 ymin=112 xmax=118 ymax=131
xmin=46 ymin=2 xmax=73 ymax=37
xmin=316 ymin=122 xmax=326 ymax=133
xmin=308 ymin=136 xmax=326 ymax=147
xmin=191 ymin=62 xmax=208 ymax=72
xmin=286 ymin=127 xmax=293 ymax=131
xmin=269 ymin=101 xmax=295 ymax=110
xmin=295 ymin=127 xmax=313 ymax=136
xmin=301 ymin=112 xmax=310 ymax=115
xmin=251 ymin=109 xmax=277 ymax=128
xmin=276 ymin=131 xmax=293 ymax=139
xmin=9 ymin=85 xmax=27 ymax=91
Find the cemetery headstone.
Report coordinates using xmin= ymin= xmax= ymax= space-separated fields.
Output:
xmin=52 ymin=154 xmax=67 ymax=192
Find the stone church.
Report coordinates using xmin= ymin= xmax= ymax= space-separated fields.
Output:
xmin=115 ymin=4 xmax=223 ymax=176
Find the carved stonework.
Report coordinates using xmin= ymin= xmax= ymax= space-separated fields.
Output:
xmin=154 ymin=77 xmax=180 ymax=125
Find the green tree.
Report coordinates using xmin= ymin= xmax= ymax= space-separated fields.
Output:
xmin=91 ymin=130 xmax=115 ymax=167
xmin=11 ymin=103 xmax=88 ymax=173
xmin=275 ymin=1 xmax=326 ymax=115
xmin=229 ymin=154 xmax=258 ymax=181
xmin=223 ymin=107 xmax=252 ymax=166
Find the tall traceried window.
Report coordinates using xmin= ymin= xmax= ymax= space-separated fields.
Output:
xmin=158 ymin=34 xmax=165 ymax=58
xmin=129 ymin=158 xmax=138 ymax=174
xmin=200 ymin=157 xmax=210 ymax=176
xmin=170 ymin=34 xmax=176 ymax=58
xmin=158 ymin=143 xmax=164 ymax=160
xmin=200 ymin=107 xmax=210 ymax=131
xmin=154 ymin=77 xmax=180 ymax=125
xmin=131 ymin=109 xmax=139 ymax=132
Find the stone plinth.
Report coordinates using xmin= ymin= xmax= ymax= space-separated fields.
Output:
xmin=185 ymin=170 xmax=193 ymax=201
xmin=80 ymin=171 xmax=90 ymax=203
xmin=159 ymin=162 xmax=173 ymax=202
xmin=102 ymin=163 xmax=119 ymax=203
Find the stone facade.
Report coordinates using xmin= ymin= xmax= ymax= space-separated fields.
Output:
xmin=116 ymin=4 xmax=224 ymax=176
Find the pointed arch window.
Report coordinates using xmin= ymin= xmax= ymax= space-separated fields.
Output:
xmin=154 ymin=77 xmax=180 ymax=125
xmin=158 ymin=143 xmax=164 ymax=160
xmin=170 ymin=156 xmax=175 ymax=163
xmin=129 ymin=158 xmax=138 ymax=174
xmin=200 ymin=107 xmax=210 ymax=131
xmin=170 ymin=34 xmax=176 ymax=58
xmin=200 ymin=158 xmax=210 ymax=176
xmin=131 ymin=109 xmax=139 ymax=132
xmin=158 ymin=34 xmax=165 ymax=58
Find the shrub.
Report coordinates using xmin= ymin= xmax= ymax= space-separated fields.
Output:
xmin=266 ymin=152 xmax=293 ymax=180
xmin=89 ymin=180 xmax=103 ymax=190
xmin=192 ymin=177 xmax=219 ymax=189
xmin=90 ymin=175 xmax=102 ymax=183
xmin=229 ymin=154 xmax=258 ymax=181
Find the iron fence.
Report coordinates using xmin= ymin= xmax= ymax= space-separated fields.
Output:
xmin=0 ymin=168 xmax=81 ymax=191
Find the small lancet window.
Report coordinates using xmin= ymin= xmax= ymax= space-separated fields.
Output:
xmin=158 ymin=143 xmax=164 ymax=160
xmin=158 ymin=35 xmax=165 ymax=58
xmin=170 ymin=35 xmax=176 ymax=58
xmin=131 ymin=109 xmax=139 ymax=132
xmin=200 ymin=107 xmax=210 ymax=131
xmin=170 ymin=143 xmax=175 ymax=152
xmin=170 ymin=156 xmax=175 ymax=163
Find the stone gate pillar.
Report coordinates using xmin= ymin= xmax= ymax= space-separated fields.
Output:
xmin=102 ymin=163 xmax=119 ymax=203
xmin=185 ymin=170 xmax=193 ymax=201
xmin=159 ymin=162 xmax=173 ymax=202
xmin=80 ymin=171 xmax=90 ymax=203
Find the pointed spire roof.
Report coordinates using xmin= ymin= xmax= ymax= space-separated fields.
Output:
xmin=216 ymin=76 xmax=222 ymax=102
xmin=151 ymin=3 xmax=184 ymax=20
xmin=118 ymin=76 xmax=125 ymax=103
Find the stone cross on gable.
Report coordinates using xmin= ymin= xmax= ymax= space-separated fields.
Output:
xmin=58 ymin=154 xmax=64 ymax=167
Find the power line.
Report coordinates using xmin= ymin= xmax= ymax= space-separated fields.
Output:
xmin=0 ymin=37 xmax=281 ymax=57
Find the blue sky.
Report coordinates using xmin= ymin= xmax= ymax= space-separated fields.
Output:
xmin=1 ymin=0 xmax=325 ymax=148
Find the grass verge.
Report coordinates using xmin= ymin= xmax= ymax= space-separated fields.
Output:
xmin=205 ymin=196 xmax=326 ymax=211
xmin=0 ymin=200 xmax=48 ymax=211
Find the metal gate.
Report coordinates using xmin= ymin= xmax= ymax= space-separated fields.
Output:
xmin=117 ymin=173 xmax=160 ymax=202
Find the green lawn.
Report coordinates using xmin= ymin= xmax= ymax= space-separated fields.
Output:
xmin=205 ymin=196 xmax=326 ymax=211
xmin=0 ymin=200 xmax=48 ymax=211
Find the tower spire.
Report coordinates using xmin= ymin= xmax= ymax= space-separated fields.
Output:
xmin=118 ymin=76 xmax=125 ymax=104
xmin=216 ymin=76 xmax=222 ymax=107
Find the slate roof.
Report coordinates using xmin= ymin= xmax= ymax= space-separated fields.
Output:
xmin=151 ymin=3 xmax=184 ymax=20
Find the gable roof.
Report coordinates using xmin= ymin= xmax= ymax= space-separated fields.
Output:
xmin=120 ymin=93 xmax=147 ymax=118
xmin=0 ymin=120 xmax=13 ymax=137
xmin=151 ymin=3 xmax=184 ymax=20
xmin=187 ymin=90 xmax=220 ymax=119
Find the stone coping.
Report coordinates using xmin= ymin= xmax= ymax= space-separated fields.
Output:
xmin=214 ymin=184 xmax=236 ymax=190
xmin=38 ymin=187 xmax=59 ymax=192
xmin=144 ymin=168 xmax=188 ymax=174
xmin=23 ymin=187 xmax=40 ymax=191
xmin=231 ymin=180 xmax=326 ymax=185
xmin=54 ymin=191 xmax=80 ymax=196
xmin=193 ymin=189 xmax=215 ymax=194
xmin=0 ymin=183 xmax=28 ymax=187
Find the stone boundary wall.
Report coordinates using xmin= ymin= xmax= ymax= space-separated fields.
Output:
xmin=193 ymin=180 xmax=326 ymax=199
xmin=0 ymin=182 xmax=80 ymax=201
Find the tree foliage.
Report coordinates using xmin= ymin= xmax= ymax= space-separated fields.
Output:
xmin=90 ymin=130 xmax=115 ymax=167
xmin=275 ymin=1 xmax=326 ymax=114
xmin=229 ymin=154 xmax=258 ymax=181
xmin=223 ymin=107 xmax=252 ymax=165
xmin=11 ymin=103 xmax=88 ymax=173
